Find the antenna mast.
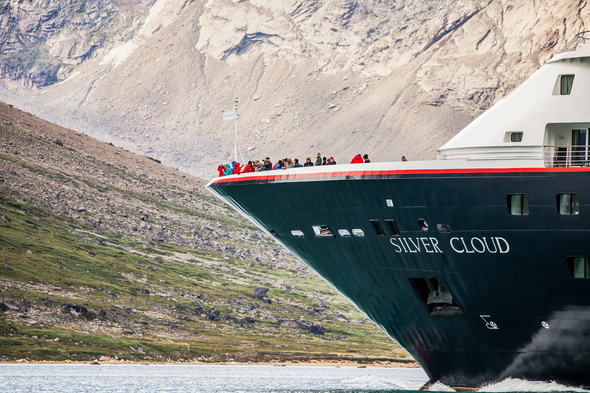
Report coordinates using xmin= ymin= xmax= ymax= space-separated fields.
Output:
xmin=223 ymin=97 xmax=245 ymax=164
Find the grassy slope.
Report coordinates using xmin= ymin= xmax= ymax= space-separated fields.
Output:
xmin=0 ymin=103 xmax=413 ymax=364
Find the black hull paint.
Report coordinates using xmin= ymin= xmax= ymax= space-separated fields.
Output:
xmin=207 ymin=168 xmax=590 ymax=389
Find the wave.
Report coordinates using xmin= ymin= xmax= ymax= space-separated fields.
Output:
xmin=427 ymin=377 xmax=589 ymax=392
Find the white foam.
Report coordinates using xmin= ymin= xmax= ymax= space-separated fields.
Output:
xmin=427 ymin=381 xmax=456 ymax=391
xmin=480 ymin=377 xmax=589 ymax=392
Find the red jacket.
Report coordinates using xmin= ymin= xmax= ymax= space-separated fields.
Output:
xmin=350 ymin=155 xmax=364 ymax=164
xmin=232 ymin=162 xmax=241 ymax=174
xmin=217 ymin=165 xmax=225 ymax=177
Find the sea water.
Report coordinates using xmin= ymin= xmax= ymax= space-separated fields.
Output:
xmin=0 ymin=364 xmax=586 ymax=392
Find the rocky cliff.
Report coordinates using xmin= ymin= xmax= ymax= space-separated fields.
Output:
xmin=0 ymin=0 xmax=588 ymax=178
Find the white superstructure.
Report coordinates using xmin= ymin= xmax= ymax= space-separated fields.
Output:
xmin=438 ymin=32 xmax=590 ymax=168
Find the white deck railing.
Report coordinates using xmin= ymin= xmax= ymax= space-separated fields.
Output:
xmin=544 ymin=145 xmax=590 ymax=167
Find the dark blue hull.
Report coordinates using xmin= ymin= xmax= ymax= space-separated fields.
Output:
xmin=207 ymin=167 xmax=590 ymax=389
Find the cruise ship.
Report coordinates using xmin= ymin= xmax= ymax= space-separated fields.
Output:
xmin=206 ymin=32 xmax=590 ymax=389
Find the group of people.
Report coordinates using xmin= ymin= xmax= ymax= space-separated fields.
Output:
xmin=216 ymin=152 xmax=375 ymax=177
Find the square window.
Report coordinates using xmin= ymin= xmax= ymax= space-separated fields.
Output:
xmin=507 ymin=194 xmax=529 ymax=215
xmin=568 ymin=256 xmax=589 ymax=278
xmin=560 ymin=75 xmax=575 ymax=95
xmin=386 ymin=199 xmax=394 ymax=207
xmin=504 ymin=132 xmax=523 ymax=142
xmin=557 ymin=194 xmax=580 ymax=215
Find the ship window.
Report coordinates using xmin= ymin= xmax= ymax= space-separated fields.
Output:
xmin=557 ymin=194 xmax=580 ymax=215
xmin=567 ymin=256 xmax=589 ymax=278
xmin=409 ymin=277 xmax=464 ymax=317
xmin=312 ymin=225 xmax=334 ymax=237
xmin=507 ymin=194 xmax=529 ymax=215
xmin=291 ymin=230 xmax=305 ymax=238
xmin=270 ymin=229 xmax=279 ymax=236
xmin=369 ymin=220 xmax=384 ymax=236
xmin=437 ymin=224 xmax=451 ymax=232
xmin=352 ymin=229 xmax=364 ymax=237
xmin=384 ymin=219 xmax=400 ymax=236
xmin=386 ymin=199 xmax=394 ymax=207
xmin=560 ymin=74 xmax=575 ymax=95
xmin=338 ymin=229 xmax=351 ymax=237
xmin=511 ymin=132 xmax=523 ymax=142
xmin=504 ymin=132 xmax=523 ymax=142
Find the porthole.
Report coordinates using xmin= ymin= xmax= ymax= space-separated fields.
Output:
xmin=418 ymin=219 xmax=429 ymax=232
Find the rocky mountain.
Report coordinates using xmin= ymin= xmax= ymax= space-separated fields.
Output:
xmin=0 ymin=0 xmax=588 ymax=178
xmin=0 ymin=101 xmax=411 ymax=364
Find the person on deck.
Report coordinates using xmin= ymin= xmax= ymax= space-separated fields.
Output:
xmin=315 ymin=152 xmax=322 ymax=166
xmin=218 ymin=164 xmax=225 ymax=177
xmin=293 ymin=158 xmax=302 ymax=168
xmin=327 ymin=157 xmax=336 ymax=165
xmin=350 ymin=154 xmax=364 ymax=164
xmin=242 ymin=161 xmax=255 ymax=173
xmin=223 ymin=163 xmax=233 ymax=176
xmin=263 ymin=157 xmax=273 ymax=171
xmin=232 ymin=161 xmax=241 ymax=175
xmin=401 ymin=156 xmax=408 ymax=162
xmin=363 ymin=154 xmax=370 ymax=163
xmin=285 ymin=158 xmax=294 ymax=168
xmin=304 ymin=157 xmax=314 ymax=167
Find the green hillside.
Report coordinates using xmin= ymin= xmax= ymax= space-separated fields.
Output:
xmin=0 ymin=102 xmax=413 ymax=365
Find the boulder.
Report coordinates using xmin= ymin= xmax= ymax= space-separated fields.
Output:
xmin=206 ymin=309 xmax=220 ymax=321
xmin=315 ymin=298 xmax=327 ymax=309
xmin=279 ymin=319 xmax=306 ymax=329
xmin=308 ymin=323 xmax=326 ymax=335
xmin=336 ymin=314 xmax=349 ymax=323
xmin=62 ymin=302 xmax=88 ymax=316
xmin=252 ymin=287 xmax=268 ymax=300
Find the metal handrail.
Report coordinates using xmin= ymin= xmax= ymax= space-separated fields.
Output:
xmin=544 ymin=145 xmax=590 ymax=167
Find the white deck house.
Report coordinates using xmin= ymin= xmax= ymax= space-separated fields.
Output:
xmin=438 ymin=32 xmax=590 ymax=168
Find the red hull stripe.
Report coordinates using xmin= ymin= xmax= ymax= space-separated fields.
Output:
xmin=208 ymin=166 xmax=590 ymax=185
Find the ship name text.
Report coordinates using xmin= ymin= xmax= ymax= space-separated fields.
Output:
xmin=389 ymin=236 xmax=510 ymax=254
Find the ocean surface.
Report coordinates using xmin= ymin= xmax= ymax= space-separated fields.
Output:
xmin=0 ymin=364 xmax=587 ymax=393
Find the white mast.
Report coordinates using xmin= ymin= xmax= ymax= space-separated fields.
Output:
xmin=223 ymin=97 xmax=245 ymax=164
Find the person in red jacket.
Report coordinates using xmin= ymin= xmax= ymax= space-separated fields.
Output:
xmin=243 ymin=161 xmax=255 ymax=173
xmin=232 ymin=161 xmax=241 ymax=174
xmin=217 ymin=164 xmax=225 ymax=177
xmin=350 ymin=154 xmax=364 ymax=164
